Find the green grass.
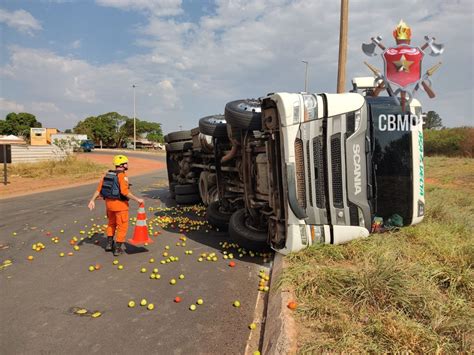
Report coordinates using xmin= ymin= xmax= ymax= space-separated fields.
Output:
xmin=280 ymin=156 xmax=474 ymax=353
xmin=8 ymin=156 xmax=108 ymax=179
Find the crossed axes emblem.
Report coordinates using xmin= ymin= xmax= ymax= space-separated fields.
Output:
xmin=361 ymin=20 xmax=444 ymax=110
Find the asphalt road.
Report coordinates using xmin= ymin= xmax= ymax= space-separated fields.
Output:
xmin=0 ymin=152 xmax=269 ymax=354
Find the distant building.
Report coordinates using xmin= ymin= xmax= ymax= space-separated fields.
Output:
xmin=30 ymin=128 xmax=58 ymax=145
xmin=128 ymin=137 xmax=164 ymax=150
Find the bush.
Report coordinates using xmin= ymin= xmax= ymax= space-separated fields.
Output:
xmin=424 ymin=127 xmax=474 ymax=157
xmin=9 ymin=156 xmax=107 ymax=178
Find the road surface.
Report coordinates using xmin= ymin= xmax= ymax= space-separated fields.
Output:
xmin=0 ymin=152 xmax=269 ymax=354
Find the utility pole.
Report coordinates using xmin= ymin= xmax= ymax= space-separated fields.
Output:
xmin=337 ymin=0 xmax=349 ymax=93
xmin=302 ymin=60 xmax=309 ymax=92
xmin=132 ymin=84 xmax=137 ymax=150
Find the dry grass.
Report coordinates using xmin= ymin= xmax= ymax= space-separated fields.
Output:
xmin=8 ymin=156 xmax=107 ymax=179
xmin=280 ymin=156 xmax=474 ymax=353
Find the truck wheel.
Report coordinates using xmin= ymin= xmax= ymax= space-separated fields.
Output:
xmin=198 ymin=115 xmax=228 ymax=138
xmin=166 ymin=141 xmax=192 ymax=152
xmin=229 ymin=209 xmax=269 ymax=252
xmin=199 ymin=172 xmax=210 ymax=205
xmin=175 ymin=193 xmax=201 ymax=205
xmin=225 ymin=99 xmax=262 ymax=130
xmin=207 ymin=201 xmax=233 ymax=230
xmin=167 ymin=130 xmax=192 ymax=142
xmin=175 ymin=183 xmax=199 ymax=195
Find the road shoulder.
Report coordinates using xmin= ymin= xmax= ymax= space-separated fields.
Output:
xmin=262 ymin=253 xmax=298 ymax=354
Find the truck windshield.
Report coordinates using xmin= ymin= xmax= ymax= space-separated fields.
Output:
xmin=369 ymin=100 xmax=413 ymax=226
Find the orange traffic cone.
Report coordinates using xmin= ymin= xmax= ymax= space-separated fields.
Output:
xmin=128 ymin=203 xmax=154 ymax=246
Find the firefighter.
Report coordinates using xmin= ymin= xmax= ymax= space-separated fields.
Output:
xmin=88 ymin=155 xmax=144 ymax=256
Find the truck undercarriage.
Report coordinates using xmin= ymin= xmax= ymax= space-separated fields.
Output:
xmin=164 ymin=90 xmax=424 ymax=254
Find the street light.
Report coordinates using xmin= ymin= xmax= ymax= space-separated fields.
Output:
xmin=132 ymin=84 xmax=137 ymax=150
xmin=302 ymin=60 xmax=309 ymax=92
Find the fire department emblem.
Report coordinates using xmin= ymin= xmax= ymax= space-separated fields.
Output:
xmin=383 ymin=45 xmax=423 ymax=87
xmin=361 ymin=20 xmax=444 ymax=109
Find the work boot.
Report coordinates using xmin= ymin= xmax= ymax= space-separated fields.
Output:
xmin=113 ymin=242 xmax=123 ymax=256
xmin=105 ymin=237 xmax=114 ymax=252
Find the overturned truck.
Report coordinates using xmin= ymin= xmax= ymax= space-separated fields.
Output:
xmin=165 ymin=88 xmax=425 ymax=254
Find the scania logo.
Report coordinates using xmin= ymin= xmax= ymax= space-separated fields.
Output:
xmin=353 ymin=144 xmax=362 ymax=195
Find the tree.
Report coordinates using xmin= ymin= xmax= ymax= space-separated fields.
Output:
xmin=74 ymin=112 xmax=127 ymax=147
xmin=143 ymin=121 xmax=163 ymax=143
xmin=0 ymin=112 xmax=42 ymax=138
xmin=120 ymin=118 xmax=164 ymax=143
xmin=423 ymin=111 xmax=443 ymax=130
xmin=64 ymin=129 xmax=73 ymax=133
xmin=73 ymin=112 xmax=164 ymax=147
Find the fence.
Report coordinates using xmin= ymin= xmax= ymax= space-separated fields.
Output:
xmin=11 ymin=145 xmax=68 ymax=163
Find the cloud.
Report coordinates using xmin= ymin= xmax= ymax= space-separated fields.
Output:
xmin=0 ymin=8 xmax=42 ymax=35
xmin=40 ymin=0 xmax=76 ymax=3
xmin=0 ymin=98 xmax=25 ymax=112
xmin=31 ymin=102 xmax=60 ymax=113
xmin=96 ymin=0 xmax=183 ymax=17
xmin=1 ymin=0 xmax=472 ymax=132
xmin=0 ymin=97 xmax=59 ymax=118
xmin=0 ymin=46 xmax=185 ymax=128
xmin=71 ymin=39 xmax=81 ymax=49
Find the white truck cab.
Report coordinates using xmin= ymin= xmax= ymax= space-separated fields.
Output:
xmin=261 ymin=91 xmax=424 ymax=254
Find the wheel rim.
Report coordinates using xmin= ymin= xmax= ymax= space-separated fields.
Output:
xmin=206 ymin=116 xmax=226 ymax=125
xmin=237 ymin=100 xmax=261 ymax=113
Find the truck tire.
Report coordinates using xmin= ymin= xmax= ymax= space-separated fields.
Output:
xmin=207 ymin=201 xmax=233 ymax=230
xmin=175 ymin=193 xmax=201 ymax=205
xmin=224 ymin=99 xmax=262 ymax=130
xmin=167 ymin=130 xmax=192 ymax=142
xmin=229 ymin=209 xmax=269 ymax=252
xmin=175 ymin=183 xmax=199 ymax=195
xmin=198 ymin=115 xmax=228 ymax=138
xmin=169 ymin=181 xmax=177 ymax=199
xmin=199 ymin=171 xmax=210 ymax=205
xmin=166 ymin=141 xmax=192 ymax=152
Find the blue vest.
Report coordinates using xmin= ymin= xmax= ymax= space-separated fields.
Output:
xmin=100 ymin=170 xmax=127 ymax=200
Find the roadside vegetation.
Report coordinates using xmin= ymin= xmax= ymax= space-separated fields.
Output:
xmin=424 ymin=127 xmax=473 ymax=157
xmin=73 ymin=112 xmax=164 ymax=147
xmin=8 ymin=156 xmax=107 ymax=179
xmin=280 ymin=156 xmax=473 ymax=353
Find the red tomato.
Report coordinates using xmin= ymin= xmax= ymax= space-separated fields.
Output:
xmin=287 ymin=301 xmax=297 ymax=310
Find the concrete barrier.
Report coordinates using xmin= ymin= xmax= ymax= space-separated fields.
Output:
xmin=262 ymin=253 xmax=298 ymax=354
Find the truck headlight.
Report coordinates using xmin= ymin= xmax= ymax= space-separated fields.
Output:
xmin=293 ymin=101 xmax=300 ymax=124
xmin=357 ymin=207 xmax=365 ymax=227
xmin=310 ymin=225 xmax=326 ymax=244
xmin=354 ymin=110 xmax=362 ymax=132
xmin=299 ymin=225 xmax=308 ymax=245
xmin=303 ymin=94 xmax=317 ymax=121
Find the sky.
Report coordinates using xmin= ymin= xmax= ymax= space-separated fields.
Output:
xmin=0 ymin=0 xmax=472 ymax=133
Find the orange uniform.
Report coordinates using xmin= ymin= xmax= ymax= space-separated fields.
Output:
xmin=97 ymin=172 xmax=129 ymax=243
